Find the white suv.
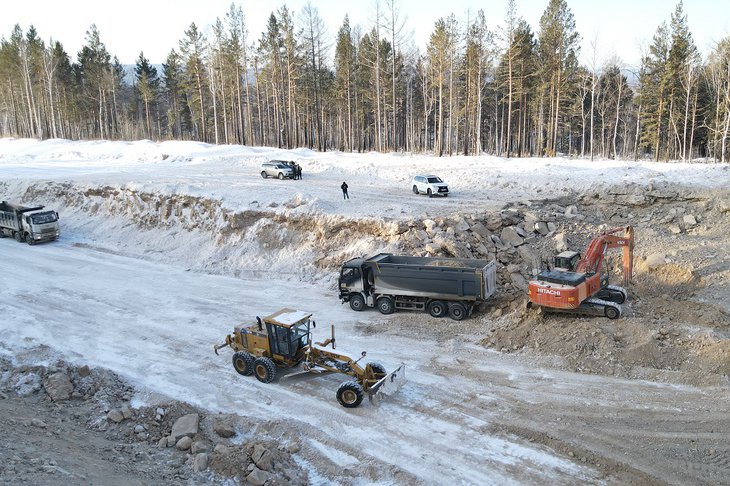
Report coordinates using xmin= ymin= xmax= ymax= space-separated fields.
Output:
xmin=411 ymin=175 xmax=449 ymax=197
xmin=261 ymin=161 xmax=294 ymax=179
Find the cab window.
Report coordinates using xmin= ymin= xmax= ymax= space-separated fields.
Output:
xmin=341 ymin=267 xmax=360 ymax=282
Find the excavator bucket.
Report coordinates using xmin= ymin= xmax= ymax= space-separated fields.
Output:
xmin=368 ymin=363 xmax=406 ymax=404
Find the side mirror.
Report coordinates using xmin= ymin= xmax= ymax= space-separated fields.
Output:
xmin=361 ymin=351 xmax=367 ymax=357
xmin=256 ymin=316 xmax=262 ymax=330
xmin=312 ymin=321 xmax=316 ymax=328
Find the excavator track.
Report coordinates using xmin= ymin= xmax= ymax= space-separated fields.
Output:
xmin=538 ymin=297 xmax=622 ymax=319
xmin=596 ymin=284 xmax=628 ymax=304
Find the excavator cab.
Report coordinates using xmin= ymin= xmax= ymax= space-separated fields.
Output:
xmin=554 ymin=251 xmax=581 ymax=272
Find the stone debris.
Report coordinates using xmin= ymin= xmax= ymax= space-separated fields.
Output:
xmin=43 ymin=372 xmax=73 ymax=401
xmin=170 ymin=413 xmax=199 ymax=441
xmin=214 ymin=421 xmax=236 ymax=438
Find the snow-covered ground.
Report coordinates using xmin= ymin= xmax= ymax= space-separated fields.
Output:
xmin=1 ymin=138 xmax=729 ymax=484
xmin=2 ymin=137 xmax=728 ymax=221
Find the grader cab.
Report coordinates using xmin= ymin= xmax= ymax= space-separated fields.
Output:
xmin=214 ymin=308 xmax=405 ymax=408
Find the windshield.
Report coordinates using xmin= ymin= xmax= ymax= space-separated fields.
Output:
xmin=427 ymin=177 xmax=443 ymax=183
xmin=30 ymin=212 xmax=58 ymax=224
xmin=276 ymin=164 xmax=289 ymax=169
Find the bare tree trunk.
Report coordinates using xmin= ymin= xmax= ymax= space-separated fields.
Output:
xmin=612 ymin=75 xmax=623 ymax=159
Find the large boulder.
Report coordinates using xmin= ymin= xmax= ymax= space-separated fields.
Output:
xmin=246 ymin=467 xmax=273 ymax=486
xmin=214 ymin=421 xmax=236 ymax=438
xmin=171 ymin=413 xmax=199 ymax=441
xmin=252 ymin=444 xmax=274 ymax=471
xmin=500 ymin=226 xmax=525 ymax=247
xmin=43 ymin=373 xmax=73 ymax=402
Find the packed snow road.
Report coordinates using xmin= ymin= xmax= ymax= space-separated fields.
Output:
xmin=2 ymin=238 xmax=728 ymax=484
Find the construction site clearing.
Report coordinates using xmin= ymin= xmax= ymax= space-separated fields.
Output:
xmin=0 ymin=139 xmax=729 ymax=485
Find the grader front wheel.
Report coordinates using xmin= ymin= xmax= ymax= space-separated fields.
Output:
xmin=336 ymin=381 xmax=364 ymax=408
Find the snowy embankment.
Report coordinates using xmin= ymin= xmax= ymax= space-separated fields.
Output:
xmin=2 ymin=137 xmax=727 ymax=281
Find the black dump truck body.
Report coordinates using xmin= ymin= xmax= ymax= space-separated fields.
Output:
xmin=339 ymin=253 xmax=497 ymax=320
xmin=0 ymin=201 xmax=60 ymax=244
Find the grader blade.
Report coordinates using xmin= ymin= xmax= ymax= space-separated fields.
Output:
xmin=368 ymin=363 xmax=406 ymax=404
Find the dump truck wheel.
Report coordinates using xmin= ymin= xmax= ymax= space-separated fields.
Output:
xmin=428 ymin=300 xmax=447 ymax=318
xmin=448 ymin=302 xmax=467 ymax=321
xmin=604 ymin=305 xmax=621 ymax=320
xmin=232 ymin=351 xmax=254 ymax=376
xmin=349 ymin=294 xmax=365 ymax=311
xmin=336 ymin=381 xmax=364 ymax=408
xmin=376 ymin=297 xmax=395 ymax=315
xmin=253 ymin=357 xmax=276 ymax=383
xmin=367 ymin=361 xmax=387 ymax=378
xmin=14 ymin=231 xmax=23 ymax=242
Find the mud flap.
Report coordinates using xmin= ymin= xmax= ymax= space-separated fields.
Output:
xmin=368 ymin=363 xmax=406 ymax=405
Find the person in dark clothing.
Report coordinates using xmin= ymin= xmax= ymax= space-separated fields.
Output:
xmin=341 ymin=181 xmax=349 ymax=199
xmin=296 ymin=164 xmax=302 ymax=179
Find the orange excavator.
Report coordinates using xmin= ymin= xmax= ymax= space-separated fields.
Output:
xmin=528 ymin=226 xmax=634 ymax=319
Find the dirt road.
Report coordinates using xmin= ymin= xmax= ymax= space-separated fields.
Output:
xmin=1 ymin=239 xmax=728 ymax=484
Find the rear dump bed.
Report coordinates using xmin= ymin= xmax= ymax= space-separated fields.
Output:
xmin=366 ymin=253 xmax=497 ymax=301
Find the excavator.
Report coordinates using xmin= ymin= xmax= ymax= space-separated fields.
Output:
xmin=528 ymin=226 xmax=634 ymax=319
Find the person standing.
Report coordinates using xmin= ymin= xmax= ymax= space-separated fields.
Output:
xmin=341 ymin=181 xmax=349 ymax=199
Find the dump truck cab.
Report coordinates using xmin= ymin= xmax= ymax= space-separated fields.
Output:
xmin=338 ymin=257 xmax=369 ymax=300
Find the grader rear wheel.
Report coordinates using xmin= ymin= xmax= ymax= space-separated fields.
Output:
xmin=336 ymin=381 xmax=364 ymax=408
xmin=253 ymin=357 xmax=277 ymax=383
xmin=232 ymin=351 xmax=254 ymax=376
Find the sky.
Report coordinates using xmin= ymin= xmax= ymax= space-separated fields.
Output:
xmin=2 ymin=0 xmax=729 ymax=69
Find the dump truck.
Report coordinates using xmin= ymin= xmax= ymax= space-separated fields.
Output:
xmin=0 ymin=201 xmax=60 ymax=244
xmin=339 ymin=253 xmax=497 ymax=320
xmin=214 ymin=308 xmax=405 ymax=408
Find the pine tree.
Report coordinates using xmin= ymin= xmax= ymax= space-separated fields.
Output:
xmin=134 ymin=52 xmax=160 ymax=139
xmin=537 ymin=0 xmax=580 ymax=155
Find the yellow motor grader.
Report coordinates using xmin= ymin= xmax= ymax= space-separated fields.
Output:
xmin=214 ymin=308 xmax=405 ymax=408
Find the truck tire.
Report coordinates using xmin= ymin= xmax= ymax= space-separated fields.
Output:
xmin=253 ymin=357 xmax=277 ymax=383
xmin=232 ymin=351 xmax=255 ymax=376
xmin=26 ymin=235 xmax=34 ymax=245
xmin=376 ymin=297 xmax=395 ymax=315
xmin=428 ymin=300 xmax=447 ymax=318
xmin=448 ymin=302 xmax=467 ymax=321
xmin=14 ymin=231 xmax=23 ymax=242
xmin=349 ymin=294 xmax=365 ymax=311
xmin=336 ymin=381 xmax=364 ymax=408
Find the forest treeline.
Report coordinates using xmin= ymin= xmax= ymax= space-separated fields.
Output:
xmin=1 ymin=0 xmax=729 ymax=161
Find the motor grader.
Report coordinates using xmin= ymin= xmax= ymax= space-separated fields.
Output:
xmin=214 ymin=308 xmax=405 ymax=408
